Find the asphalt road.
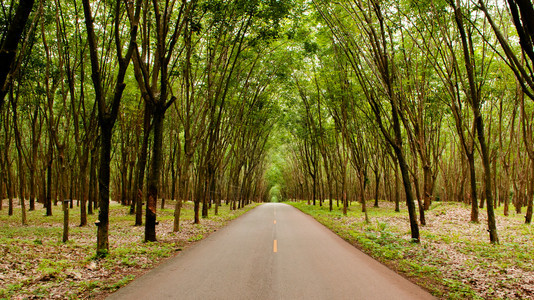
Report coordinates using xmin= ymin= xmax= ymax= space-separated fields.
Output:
xmin=108 ymin=203 xmax=434 ymax=300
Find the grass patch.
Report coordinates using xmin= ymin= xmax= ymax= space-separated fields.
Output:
xmin=104 ymin=274 xmax=135 ymax=291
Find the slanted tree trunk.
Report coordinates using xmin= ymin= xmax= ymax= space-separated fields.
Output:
xmin=10 ymin=92 xmax=27 ymax=225
xmin=526 ymin=164 xmax=534 ymax=224
xmin=0 ymin=0 xmax=36 ymax=107
xmin=453 ymin=0 xmax=498 ymax=243
xmin=467 ymin=152 xmax=479 ymax=223
xmin=359 ymin=171 xmax=369 ymax=223
xmin=422 ymin=165 xmax=433 ymax=210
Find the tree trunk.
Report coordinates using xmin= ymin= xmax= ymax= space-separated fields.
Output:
xmin=328 ymin=181 xmax=333 ymax=212
xmin=423 ymin=165 xmax=432 ymax=210
xmin=134 ymin=102 xmax=150 ymax=225
xmin=395 ymin=161 xmax=400 ymax=212
xmin=120 ymin=141 xmax=128 ymax=206
xmin=202 ymin=165 xmax=214 ymax=218
xmin=342 ymin=168 xmax=347 ymax=216
xmin=526 ymin=164 xmax=534 ymax=224
xmin=80 ymin=167 xmax=88 ymax=226
xmin=46 ymin=146 xmax=53 ymax=216
xmin=194 ymin=172 xmax=202 ymax=223
xmin=127 ymin=160 xmax=134 ymax=207
xmin=145 ymin=110 xmax=164 ymax=242
xmin=88 ymin=148 xmax=97 ymax=215
xmin=466 ymin=153 xmax=479 ymax=223
xmin=58 ymin=146 xmax=68 ymax=243
xmin=453 ymin=0 xmax=497 ymax=243
xmin=7 ymin=166 xmax=13 ymax=216
xmin=312 ymin=174 xmax=317 ymax=206
xmin=16 ymin=149 xmax=27 ymax=225
xmin=0 ymin=0 xmax=36 ymax=107
xmin=395 ymin=147 xmax=420 ymax=242
xmin=175 ymin=156 xmax=189 ymax=231
xmin=374 ymin=167 xmax=380 ymax=208
xmin=411 ymin=160 xmax=426 ymax=226
xmin=174 ymin=198 xmax=183 ymax=231
xmin=11 ymin=96 xmax=27 ymax=225
xmin=476 ymin=115 xmax=499 ymax=243
xmin=0 ymin=162 xmax=4 ymax=210
xmin=96 ymin=124 xmax=113 ymax=256
xmin=360 ymin=174 xmax=369 ymax=223
xmin=29 ymin=112 xmax=39 ymax=211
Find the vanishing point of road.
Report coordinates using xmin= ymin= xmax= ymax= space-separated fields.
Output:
xmin=108 ymin=203 xmax=434 ymax=300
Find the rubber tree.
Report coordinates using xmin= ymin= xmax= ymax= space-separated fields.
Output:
xmin=449 ymin=0 xmax=498 ymax=243
xmin=131 ymin=0 xmax=195 ymax=242
xmin=314 ymin=0 xmax=421 ymax=241
xmin=415 ymin=0 xmax=480 ymax=223
xmin=82 ymin=0 xmax=141 ymax=256
xmin=479 ymin=0 xmax=534 ymax=224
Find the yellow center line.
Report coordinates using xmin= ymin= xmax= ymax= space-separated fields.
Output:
xmin=273 ymin=240 xmax=278 ymax=253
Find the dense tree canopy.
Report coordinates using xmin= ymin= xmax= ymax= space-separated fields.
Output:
xmin=1 ymin=0 xmax=534 ymax=257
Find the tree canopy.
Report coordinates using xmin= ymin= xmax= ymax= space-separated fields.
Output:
xmin=1 ymin=0 xmax=534 ymax=257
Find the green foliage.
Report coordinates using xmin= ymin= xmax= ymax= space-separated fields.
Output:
xmin=2 ymin=0 xmax=534 ymax=297
xmin=187 ymin=234 xmax=204 ymax=242
xmin=441 ymin=278 xmax=481 ymax=300
xmin=37 ymin=259 xmax=70 ymax=277
xmin=120 ymin=256 xmax=138 ymax=267
xmin=0 ymin=282 xmax=24 ymax=299
xmin=78 ymin=280 xmax=102 ymax=292
xmin=104 ymin=275 xmax=135 ymax=291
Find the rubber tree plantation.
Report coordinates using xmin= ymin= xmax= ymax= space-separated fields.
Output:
xmin=2 ymin=0 xmax=534 ymax=298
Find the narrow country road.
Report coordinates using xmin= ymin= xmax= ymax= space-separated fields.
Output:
xmin=108 ymin=203 xmax=434 ymax=300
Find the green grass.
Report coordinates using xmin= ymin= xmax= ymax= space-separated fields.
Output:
xmin=104 ymin=274 xmax=135 ymax=291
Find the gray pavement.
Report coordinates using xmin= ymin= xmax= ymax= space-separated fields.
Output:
xmin=108 ymin=203 xmax=435 ymax=300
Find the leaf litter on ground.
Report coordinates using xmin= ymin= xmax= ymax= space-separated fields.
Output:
xmin=0 ymin=201 xmax=258 ymax=299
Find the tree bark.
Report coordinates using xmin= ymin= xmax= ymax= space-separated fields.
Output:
xmin=0 ymin=0 xmax=36 ymax=107
xmin=394 ymin=161 xmax=400 ymax=212
xmin=45 ymin=143 xmax=53 ymax=216
xmin=526 ymin=165 xmax=534 ymax=224
xmin=467 ymin=153 xmax=479 ymax=223
xmin=96 ymin=125 xmax=113 ymax=254
xmin=145 ymin=110 xmax=164 ymax=242
xmin=134 ymin=102 xmax=150 ymax=226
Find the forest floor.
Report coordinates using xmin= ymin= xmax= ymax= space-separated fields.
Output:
xmin=290 ymin=200 xmax=534 ymax=299
xmin=0 ymin=200 xmax=259 ymax=299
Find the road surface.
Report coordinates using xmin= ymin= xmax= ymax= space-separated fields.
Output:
xmin=108 ymin=203 xmax=434 ymax=300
